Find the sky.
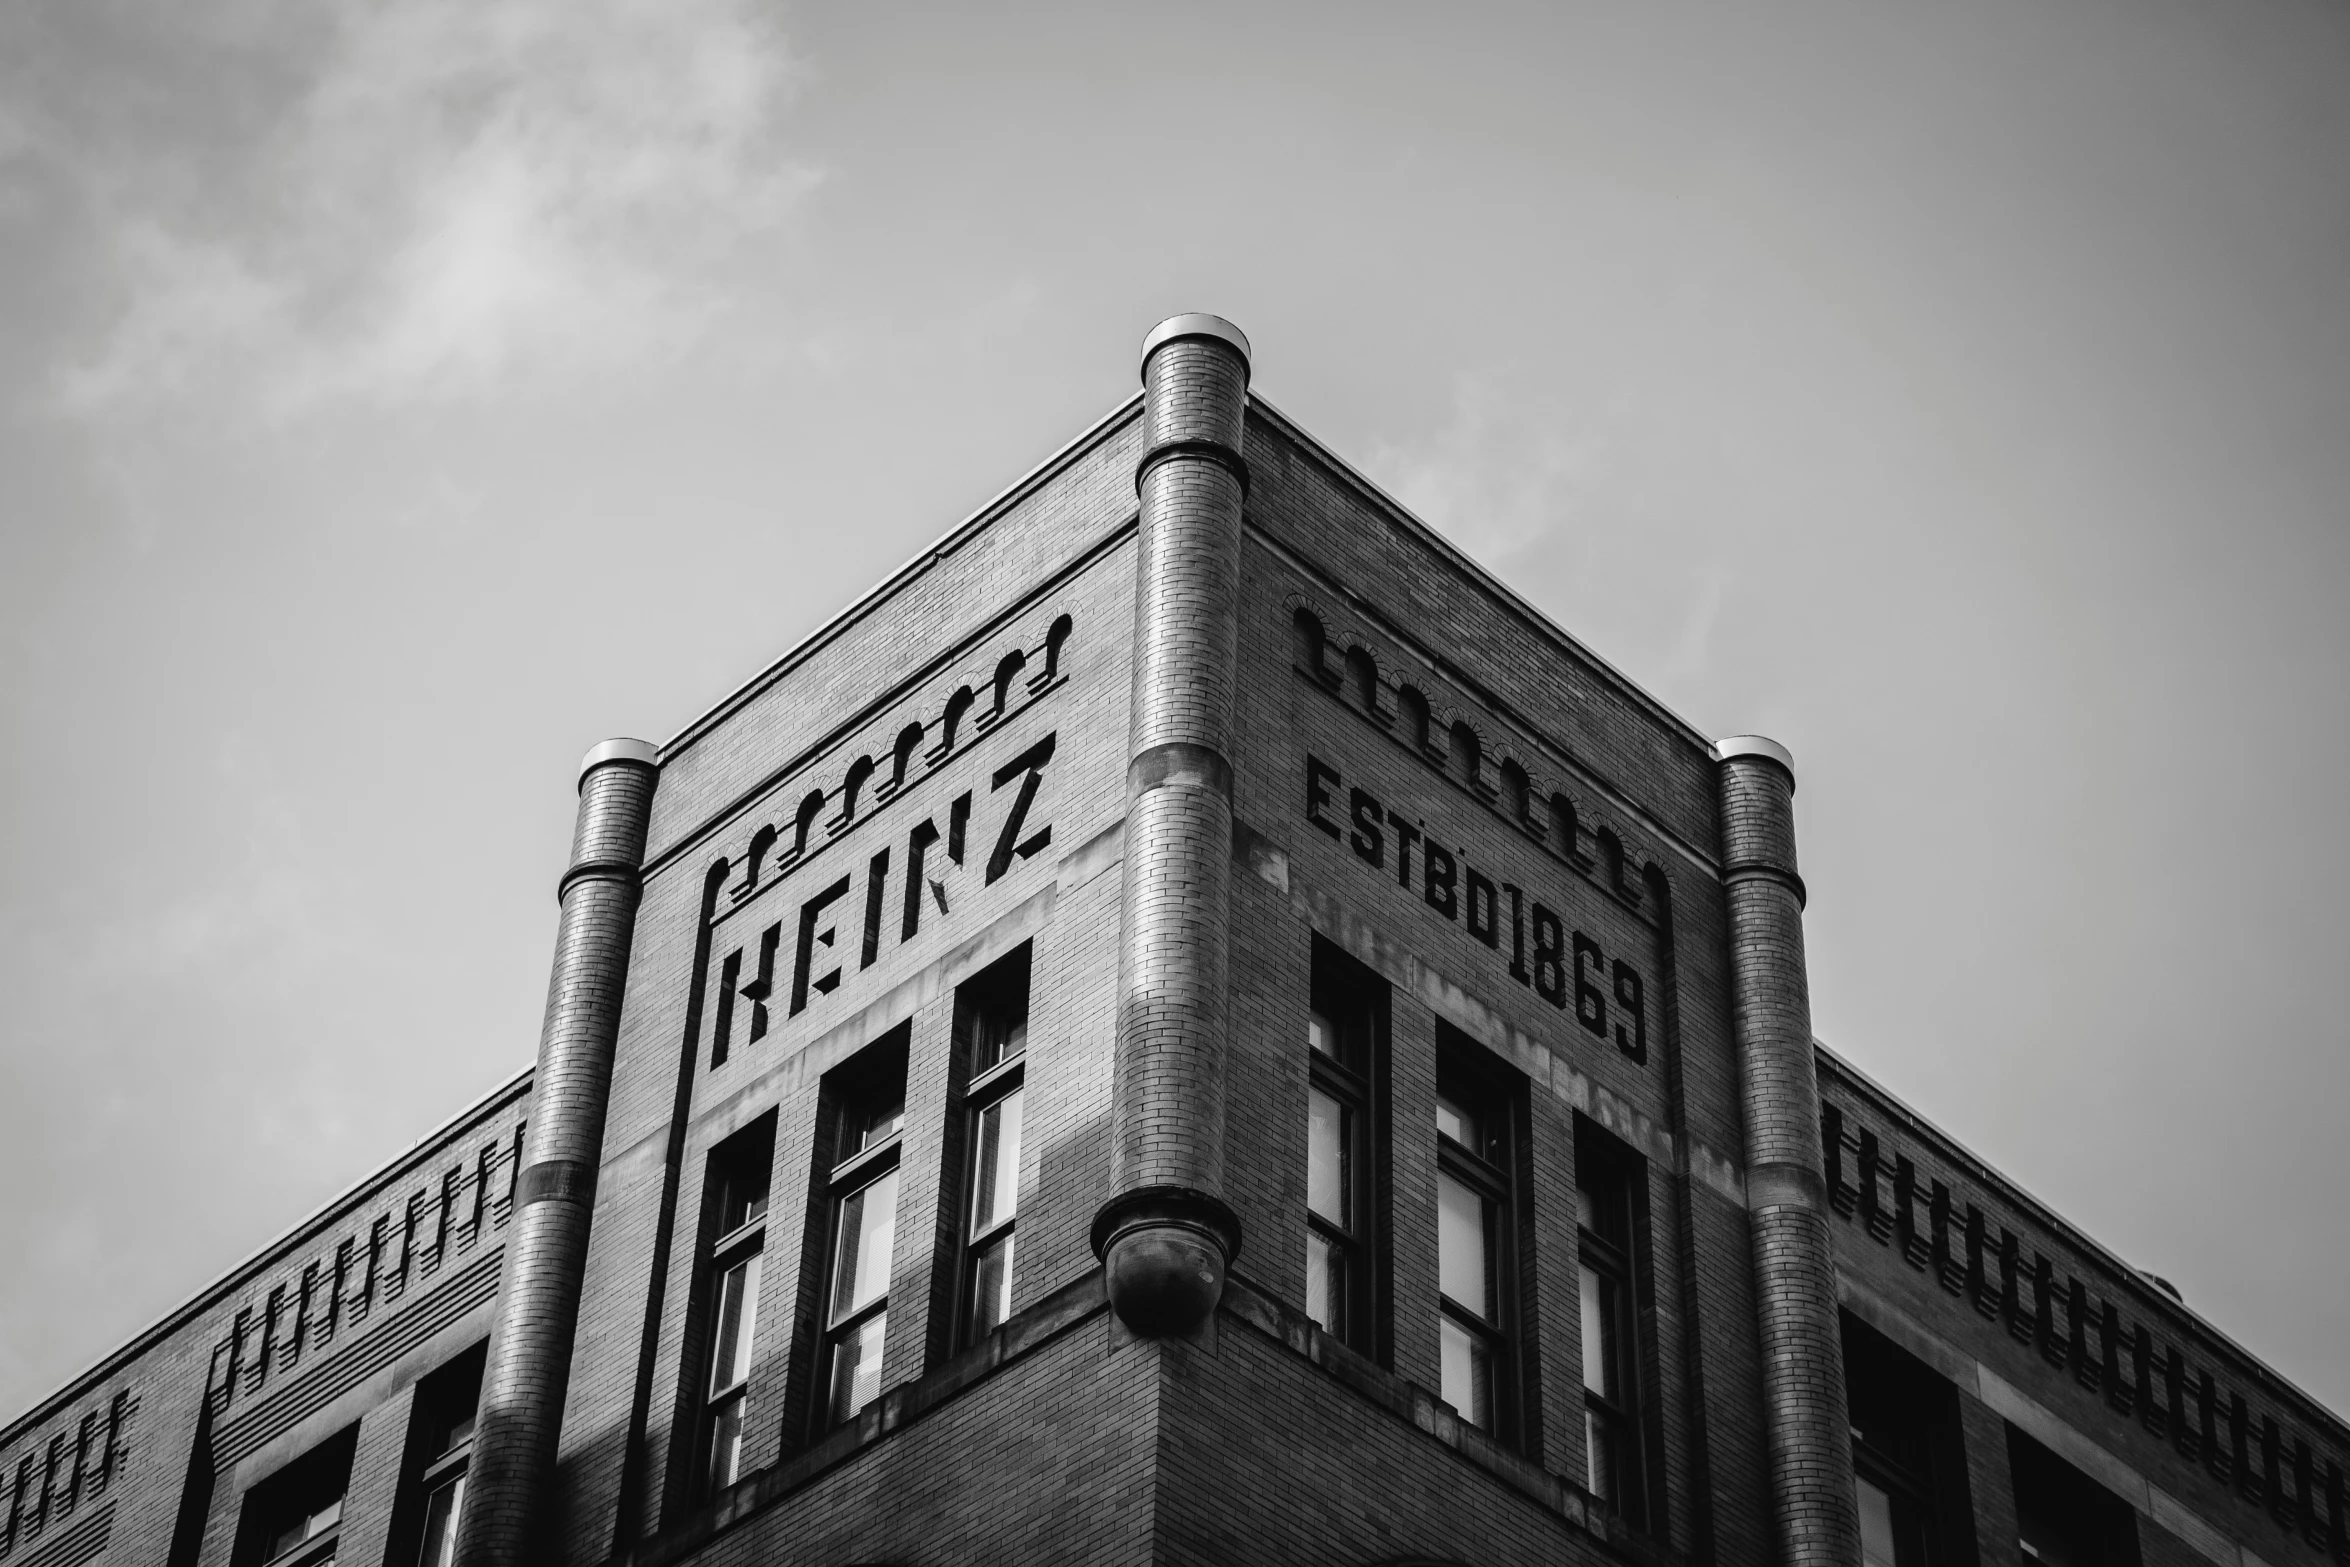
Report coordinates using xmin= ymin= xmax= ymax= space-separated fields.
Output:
xmin=2 ymin=0 xmax=2347 ymax=1421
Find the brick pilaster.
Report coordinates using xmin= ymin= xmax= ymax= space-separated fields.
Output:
xmin=1716 ymin=736 xmax=1861 ymax=1567
xmin=456 ymin=739 xmax=658 ymax=1567
xmin=1089 ymin=315 xmax=1252 ymax=1335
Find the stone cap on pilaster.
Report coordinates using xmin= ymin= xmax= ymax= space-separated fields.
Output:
xmin=1141 ymin=314 xmax=1252 ymax=382
xmin=578 ymin=736 xmax=660 ymax=788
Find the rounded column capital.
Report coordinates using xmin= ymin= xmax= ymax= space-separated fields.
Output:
xmin=577 ymin=736 xmax=659 ymax=789
xmin=1140 ymin=313 xmax=1252 ymax=383
xmin=1712 ymin=733 xmax=1795 ymax=787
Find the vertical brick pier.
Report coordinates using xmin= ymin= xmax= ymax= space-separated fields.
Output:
xmin=1087 ymin=315 xmax=1251 ymax=1335
xmin=1716 ymin=734 xmax=1860 ymax=1567
xmin=457 ymin=738 xmax=659 ymax=1567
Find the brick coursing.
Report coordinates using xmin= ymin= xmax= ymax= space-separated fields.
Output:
xmin=9 ymin=330 xmax=2340 ymax=1567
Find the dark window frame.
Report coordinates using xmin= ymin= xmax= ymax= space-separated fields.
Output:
xmin=386 ymin=1340 xmax=485 ymax=1567
xmin=806 ymin=1032 xmax=909 ymax=1440
xmin=688 ymin=1116 xmax=776 ymax=1501
xmin=952 ymin=945 xmax=1032 ymax=1349
xmin=1577 ymin=1119 xmax=1658 ymax=1527
xmin=1306 ymin=937 xmax=1389 ymax=1364
xmin=1842 ymin=1312 xmax=1983 ymax=1567
xmin=1433 ymin=1025 xmax=1527 ymax=1450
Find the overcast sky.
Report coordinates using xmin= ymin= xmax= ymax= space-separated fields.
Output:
xmin=3 ymin=0 xmax=2347 ymax=1421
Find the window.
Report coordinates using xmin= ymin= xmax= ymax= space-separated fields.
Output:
xmin=696 ymin=1118 xmax=775 ymax=1495
xmin=1846 ymin=1320 xmax=1935 ymax=1567
xmin=1578 ymin=1123 xmax=1651 ymax=1523
xmin=815 ymin=1042 xmax=905 ymax=1432
xmin=233 ymin=1427 xmax=354 ymax=1567
xmin=956 ymin=945 xmax=1030 ymax=1346
xmin=393 ymin=1343 xmax=484 ymax=1567
xmin=1434 ymin=1028 xmax=1522 ymax=1444
xmin=1841 ymin=1314 xmax=1977 ymax=1567
xmin=2011 ymin=1428 xmax=2140 ymax=1567
xmin=1305 ymin=938 xmax=1386 ymax=1358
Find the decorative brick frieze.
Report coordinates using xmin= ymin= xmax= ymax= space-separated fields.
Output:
xmin=1284 ymin=590 xmax=1685 ymax=916
xmin=706 ymin=616 xmax=1076 ymax=918
xmin=0 ymin=1388 xmax=133 ymax=1559
xmin=207 ymin=1250 xmax=500 ymax=1473
xmin=184 ymin=1086 xmax=529 ymax=1428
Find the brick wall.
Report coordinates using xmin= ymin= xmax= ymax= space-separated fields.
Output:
xmin=1825 ymin=1048 xmax=2350 ymax=1564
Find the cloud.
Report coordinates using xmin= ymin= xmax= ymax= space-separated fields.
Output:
xmin=1365 ymin=372 xmax=1611 ymax=568
xmin=45 ymin=0 xmax=817 ymax=415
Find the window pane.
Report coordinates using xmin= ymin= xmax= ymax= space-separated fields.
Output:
xmin=1580 ymin=1261 xmax=1618 ymax=1398
xmin=969 ymin=1090 xmax=1023 ymax=1236
xmin=706 ymin=1391 xmax=748 ymax=1493
xmin=1436 ymin=1171 xmax=1490 ymax=1319
xmin=1306 ymin=1088 xmax=1349 ymax=1225
xmin=1586 ymin=1405 xmax=1618 ymax=1503
xmin=417 ymin=1473 xmax=463 ymax=1567
xmin=1435 ymin=1092 xmax=1478 ymax=1149
xmin=1438 ymin=1314 xmax=1494 ymax=1430
xmin=717 ymin=1166 xmax=770 ymax=1233
xmin=1308 ymin=1009 xmax=1338 ymax=1059
xmin=848 ymin=1092 xmax=905 ymax=1156
xmin=968 ymin=1231 xmax=1015 ymax=1338
xmin=433 ymin=1412 xmax=475 ymax=1461
xmin=826 ymin=1310 xmax=888 ymax=1425
xmin=1856 ymin=1476 xmax=1899 ymax=1567
xmin=974 ymin=1011 xmax=1028 ymax=1072
xmin=1305 ymin=1229 xmax=1346 ymax=1336
xmin=268 ymin=1495 xmax=343 ymax=1557
xmin=708 ymin=1252 xmax=762 ymax=1393
xmin=830 ymin=1168 xmax=898 ymax=1320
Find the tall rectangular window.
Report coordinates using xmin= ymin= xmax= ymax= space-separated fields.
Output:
xmin=390 ymin=1342 xmax=484 ymax=1567
xmin=1844 ymin=1316 xmax=1975 ymax=1567
xmin=815 ymin=1045 xmax=905 ymax=1432
xmin=956 ymin=945 xmax=1030 ymax=1346
xmin=1434 ymin=1027 xmax=1523 ymax=1444
xmin=1305 ymin=938 xmax=1386 ymax=1358
xmin=1578 ymin=1123 xmax=1652 ymax=1524
xmin=695 ymin=1117 xmax=774 ymax=1495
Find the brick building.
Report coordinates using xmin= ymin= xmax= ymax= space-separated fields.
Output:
xmin=4 ymin=316 xmax=2343 ymax=1567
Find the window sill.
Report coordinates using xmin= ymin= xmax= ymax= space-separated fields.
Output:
xmin=709 ymin=1214 xmax=767 ymax=1257
xmin=966 ymin=1054 xmax=1024 ymax=1101
xmin=827 ymin=1135 xmax=899 ymax=1190
xmin=259 ymin=1531 xmax=340 ymax=1567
